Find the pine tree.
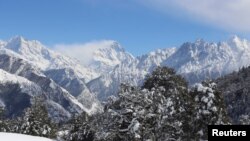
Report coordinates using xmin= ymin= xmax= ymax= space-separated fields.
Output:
xmin=94 ymin=80 xmax=191 ymax=141
xmin=143 ymin=66 xmax=192 ymax=140
xmin=0 ymin=107 xmax=6 ymax=132
xmin=63 ymin=112 xmax=94 ymax=141
xmin=190 ymin=81 xmax=230 ymax=140
xmin=143 ymin=66 xmax=188 ymax=92
xmin=17 ymin=97 xmax=57 ymax=138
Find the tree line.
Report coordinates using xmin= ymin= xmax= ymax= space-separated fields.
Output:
xmin=0 ymin=67 xmax=231 ymax=141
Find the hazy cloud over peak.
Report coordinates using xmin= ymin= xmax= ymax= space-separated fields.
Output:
xmin=53 ymin=40 xmax=115 ymax=66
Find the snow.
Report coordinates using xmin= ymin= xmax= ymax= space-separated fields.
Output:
xmin=2 ymin=35 xmax=250 ymax=103
xmin=0 ymin=37 xmax=103 ymax=116
xmin=0 ymin=69 xmax=42 ymax=96
xmin=90 ymin=36 xmax=250 ymax=100
xmin=66 ymin=92 xmax=100 ymax=115
xmin=4 ymin=36 xmax=98 ymax=82
xmin=0 ymin=99 xmax=5 ymax=107
xmin=0 ymin=133 xmax=54 ymax=141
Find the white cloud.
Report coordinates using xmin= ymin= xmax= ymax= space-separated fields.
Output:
xmin=53 ymin=40 xmax=115 ymax=66
xmin=138 ymin=0 xmax=250 ymax=32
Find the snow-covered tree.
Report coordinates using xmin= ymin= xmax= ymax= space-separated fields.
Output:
xmin=94 ymin=66 xmax=193 ymax=141
xmin=143 ymin=66 xmax=193 ymax=140
xmin=94 ymin=85 xmax=168 ymax=141
xmin=143 ymin=66 xmax=188 ymax=92
xmin=62 ymin=112 xmax=94 ymax=141
xmin=0 ymin=107 xmax=7 ymax=132
xmin=190 ymin=81 xmax=230 ymax=140
xmin=16 ymin=98 xmax=57 ymax=138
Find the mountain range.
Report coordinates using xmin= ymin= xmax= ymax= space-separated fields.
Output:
xmin=1 ymin=35 xmax=250 ymax=121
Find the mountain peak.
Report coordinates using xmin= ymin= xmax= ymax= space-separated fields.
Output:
xmin=195 ymin=38 xmax=205 ymax=44
xmin=227 ymin=35 xmax=247 ymax=45
xmin=5 ymin=36 xmax=27 ymax=52
xmin=5 ymin=36 xmax=44 ymax=53
xmin=99 ymin=40 xmax=125 ymax=52
xmin=230 ymin=35 xmax=241 ymax=41
xmin=227 ymin=35 xmax=250 ymax=51
xmin=9 ymin=35 xmax=26 ymax=43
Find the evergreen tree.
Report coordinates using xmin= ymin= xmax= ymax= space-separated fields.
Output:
xmin=190 ymin=81 xmax=230 ymax=140
xmin=63 ymin=112 xmax=94 ymax=141
xmin=143 ymin=66 xmax=188 ymax=92
xmin=94 ymin=85 xmax=168 ymax=141
xmin=17 ymin=97 xmax=57 ymax=138
xmin=0 ymin=107 xmax=7 ymax=132
xmin=94 ymin=67 xmax=193 ymax=141
xmin=143 ymin=66 xmax=192 ymax=140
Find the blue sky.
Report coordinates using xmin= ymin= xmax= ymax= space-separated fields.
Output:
xmin=0 ymin=0 xmax=249 ymax=56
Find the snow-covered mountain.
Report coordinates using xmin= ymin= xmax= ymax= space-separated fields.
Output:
xmin=87 ymin=47 xmax=176 ymax=100
xmin=0 ymin=54 xmax=86 ymax=121
xmin=4 ymin=36 xmax=98 ymax=82
xmin=163 ymin=36 xmax=250 ymax=82
xmin=0 ymin=38 xmax=103 ymax=122
xmin=86 ymin=41 xmax=135 ymax=75
xmin=0 ymin=40 xmax=6 ymax=47
xmin=0 ymin=69 xmax=42 ymax=117
xmin=1 ymin=35 xmax=250 ymax=108
xmin=87 ymin=36 xmax=250 ymax=100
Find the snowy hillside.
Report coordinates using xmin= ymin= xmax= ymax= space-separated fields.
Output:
xmin=87 ymin=47 xmax=176 ymax=100
xmin=5 ymin=36 xmax=97 ymax=82
xmin=88 ymin=36 xmax=250 ymax=100
xmin=0 ymin=47 xmax=102 ymax=121
xmin=86 ymin=41 xmax=135 ymax=75
xmin=0 ymin=36 xmax=103 ymax=111
xmin=164 ymin=36 xmax=250 ymax=82
xmin=1 ymin=35 xmax=250 ymax=102
xmin=0 ymin=69 xmax=42 ymax=96
xmin=0 ymin=133 xmax=54 ymax=141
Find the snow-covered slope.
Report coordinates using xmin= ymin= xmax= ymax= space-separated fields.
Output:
xmin=43 ymin=68 xmax=103 ymax=114
xmin=0 ymin=65 xmax=80 ymax=121
xmin=0 ymin=50 xmax=101 ymax=121
xmin=87 ymin=48 xmax=176 ymax=100
xmin=88 ymin=36 xmax=250 ymax=101
xmin=0 ymin=40 xmax=6 ymax=48
xmin=0 ymin=69 xmax=42 ymax=117
xmin=0 ymin=37 xmax=103 ymax=118
xmin=0 ymin=69 xmax=42 ymax=96
xmin=2 ymin=35 xmax=250 ymax=104
xmin=86 ymin=41 xmax=135 ymax=74
xmin=0 ymin=133 xmax=54 ymax=141
xmin=4 ymin=36 xmax=97 ymax=82
xmin=163 ymin=36 xmax=250 ymax=83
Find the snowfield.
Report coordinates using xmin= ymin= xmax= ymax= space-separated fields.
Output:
xmin=0 ymin=133 xmax=54 ymax=141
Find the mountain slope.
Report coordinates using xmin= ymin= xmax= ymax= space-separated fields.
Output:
xmin=4 ymin=36 xmax=98 ymax=82
xmin=0 ymin=49 xmax=100 ymax=121
xmin=0 ymin=69 xmax=41 ymax=117
xmin=86 ymin=41 xmax=135 ymax=75
xmin=2 ymin=35 xmax=250 ymax=105
xmin=163 ymin=37 xmax=250 ymax=83
xmin=87 ymin=48 xmax=176 ymax=100
xmin=88 ymin=36 xmax=250 ymax=101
